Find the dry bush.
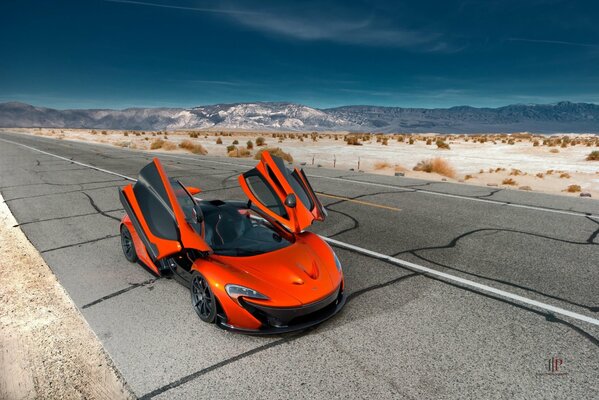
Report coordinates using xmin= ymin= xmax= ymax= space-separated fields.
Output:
xmin=346 ymin=136 xmax=362 ymax=146
xmin=510 ymin=169 xmax=522 ymax=176
xmin=394 ymin=164 xmax=407 ymax=172
xmin=216 ymin=137 xmax=223 ymax=144
xmin=565 ymin=184 xmax=581 ymax=193
xmin=382 ymin=137 xmax=389 ymax=145
xmin=123 ymin=131 xmax=129 ymax=137
xmin=408 ymin=137 xmax=415 ymax=145
xmin=254 ymin=147 xmax=293 ymax=162
xmin=247 ymin=140 xmax=254 ymax=149
xmin=464 ymin=174 xmax=474 ymax=180
xmin=226 ymin=145 xmax=236 ymax=153
xmin=533 ymin=140 xmax=539 ymax=146
xmin=256 ymin=137 xmax=266 ymax=146
xmin=232 ymin=139 xmax=239 ymax=145
xmin=536 ymin=173 xmax=544 ymax=179
xmin=179 ymin=140 xmax=207 ymax=155
xmin=559 ymin=172 xmax=571 ymax=179
xmin=436 ymin=140 xmax=450 ymax=150
xmin=397 ymin=136 xmax=404 ymax=142
xmin=114 ymin=141 xmax=130 ymax=147
xmin=549 ymin=148 xmax=559 ymax=153
xmin=502 ymin=178 xmax=517 ymax=185
xmin=189 ymin=131 xmax=199 ymax=138
xmin=374 ymin=161 xmax=393 ymax=170
xmin=587 ymin=151 xmax=599 ymax=161
xmin=101 ymin=130 xmax=107 ymax=135
xmin=479 ymin=169 xmax=484 ymax=174
xmin=426 ymin=138 xmax=432 ymax=145
xmin=546 ymin=169 xmax=554 ymax=175
xmin=412 ymin=158 xmax=455 ymax=178
xmin=150 ymin=138 xmax=165 ymax=149
xmin=162 ymin=141 xmax=177 ymax=151
xmin=228 ymin=147 xmax=251 ymax=158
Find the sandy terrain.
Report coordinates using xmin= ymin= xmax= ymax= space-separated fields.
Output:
xmin=4 ymin=127 xmax=599 ymax=199
xmin=0 ymin=192 xmax=132 ymax=400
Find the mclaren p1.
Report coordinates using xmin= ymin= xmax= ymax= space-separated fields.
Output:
xmin=118 ymin=151 xmax=345 ymax=334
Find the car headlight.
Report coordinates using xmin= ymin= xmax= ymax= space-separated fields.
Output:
xmin=333 ymin=252 xmax=342 ymax=272
xmin=225 ymin=284 xmax=269 ymax=301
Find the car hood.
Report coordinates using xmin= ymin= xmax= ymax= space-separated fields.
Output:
xmin=213 ymin=236 xmax=340 ymax=306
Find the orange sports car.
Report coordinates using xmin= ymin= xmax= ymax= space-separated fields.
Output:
xmin=118 ymin=151 xmax=345 ymax=334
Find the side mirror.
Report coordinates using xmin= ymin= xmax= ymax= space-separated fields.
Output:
xmin=284 ymin=193 xmax=297 ymax=208
xmin=186 ymin=186 xmax=201 ymax=195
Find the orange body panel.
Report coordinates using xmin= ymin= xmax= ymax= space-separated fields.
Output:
xmin=121 ymin=215 xmax=161 ymax=275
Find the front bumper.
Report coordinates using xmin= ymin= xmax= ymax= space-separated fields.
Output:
xmin=217 ymin=288 xmax=346 ymax=335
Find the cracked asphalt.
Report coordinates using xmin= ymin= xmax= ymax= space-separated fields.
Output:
xmin=1 ymin=131 xmax=598 ymax=399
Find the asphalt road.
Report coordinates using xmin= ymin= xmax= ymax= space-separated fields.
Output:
xmin=1 ymin=131 xmax=598 ymax=399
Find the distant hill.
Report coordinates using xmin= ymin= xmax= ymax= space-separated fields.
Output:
xmin=1 ymin=101 xmax=598 ymax=133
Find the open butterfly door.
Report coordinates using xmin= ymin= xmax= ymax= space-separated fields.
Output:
xmin=238 ymin=151 xmax=327 ymax=234
xmin=119 ymin=158 xmax=211 ymax=261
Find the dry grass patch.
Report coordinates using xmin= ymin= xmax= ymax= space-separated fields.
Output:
xmin=161 ymin=141 xmax=177 ymax=151
xmin=413 ymin=158 xmax=455 ymax=178
xmin=150 ymin=138 xmax=165 ymax=149
xmin=565 ymin=184 xmax=582 ymax=193
xmin=587 ymin=151 xmax=599 ymax=161
xmin=549 ymin=148 xmax=559 ymax=153
xmin=374 ymin=161 xmax=393 ymax=170
xmin=254 ymin=147 xmax=293 ymax=162
xmin=502 ymin=178 xmax=517 ymax=185
xmin=228 ymin=147 xmax=251 ymax=158
xmin=559 ymin=172 xmax=571 ymax=179
xmin=179 ymin=140 xmax=207 ymax=155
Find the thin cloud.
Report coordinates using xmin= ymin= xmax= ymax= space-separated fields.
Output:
xmin=102 ymin=0 xmax=262 ymax=16
xmin=508 ymin=37 xmax=599 ymax=49
xmin=227 ymin=11 xmax=446 ymax=51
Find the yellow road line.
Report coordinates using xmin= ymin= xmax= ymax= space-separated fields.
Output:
xmin=317 ymin=192 xmax=401 ymax=212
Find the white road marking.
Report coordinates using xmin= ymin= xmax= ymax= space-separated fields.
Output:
xmin=2 ymin=136 xmax=599 ymax=328
xmin=324 ymin=237 xmax=599 ymax=327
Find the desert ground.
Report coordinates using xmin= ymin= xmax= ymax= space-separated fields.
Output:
xmin=4 ymin=127 xmax=598 ymax=199
xmin=0 ymin=191 xmax=132 ymax=400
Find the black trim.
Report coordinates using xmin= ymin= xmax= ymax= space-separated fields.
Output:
xmin=119 ymin=188 xmax=158 ymax=260
xmin=216 ymin=289 xmax=346 ymax=335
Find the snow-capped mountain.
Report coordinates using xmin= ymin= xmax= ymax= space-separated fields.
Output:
xmin=1 ymin=101 xmax=598 ymax=133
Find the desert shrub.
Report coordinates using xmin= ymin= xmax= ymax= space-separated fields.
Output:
xmin=426 ymin=138 xmax=432 ymax=145
xmin=502 ymin=178 xmax=517 ymax=185
xmin=150 ymin=138 xmax=165 ymax=149
xmin=549 ymin=148 xmax=559 ymax=153
xmin=412 ymin=158 xmax=455 ymax=178
xmin=533 ymin=140 xmax=539 ymax=146
xmin=565 ymin=184 xmax=581 ymax=193
xmin=408 ymin=138 xmax=415 ymax=145
xmin=123 ymin=131 xmax=129 ymax=137
xmin=382 ymin=137 xmax=388 ymax=145
xmin=559 ymin=172 xmax=571 ymax=179
xmin=254 ymin=147 xmax=293 ymax=162
xmin=256 ymin=137 xmax=266 ymax=146
xmin=162 ymin=141 xmax=177 ymax=151
xmin=374 ymin=161 xmax=392 ymax=170
xmin=246 ymin=140 xmax=254 ymax=149
xmin=510 ymin=169 xmax=522 ymax=176
xmin=216 ymin=137 xmax=223 ymax=144
xmin=346 ymin=137 xmax=362 ymax=146
xmin=536 ymin=173 xmax=544 ymax=179
xmin=464 ymin=174 xmax=474 ymax=180
xmin=228 ymin=147 xmax=251 ymax=158
xmin=189 ymin=132 xmax=199 ymax=138
xmin=397 ymin=136 xmax=404 ymax=142
xmin=179 ymin=140 xmax=207 ymax=155
xmin=232 ymin=139 xmax=239 ymax=145
xmin=586 ymin=151 xmax=599 ymax=161
xmin=101 ymin=130 xmax=107 ymax=135
xmin=226 ymin=145 xmax=236 ymax=153
xmin=436 ymin=140 xmax=450 ymax=150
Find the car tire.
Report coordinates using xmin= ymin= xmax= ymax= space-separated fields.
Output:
xmin=120 ymin=225 xmax=138 ymax=263
xmin=191 ymin=271 xmax=217 ymax=323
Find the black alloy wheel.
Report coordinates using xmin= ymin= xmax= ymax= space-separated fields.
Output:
xmin=120 ymin=225 xmax=138 ymax=262
xmin=191 ymin=271 xmax=217 ymax=323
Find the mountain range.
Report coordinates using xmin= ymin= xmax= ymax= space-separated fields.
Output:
xmin=1 ymin=101 xmax=598 ymax=133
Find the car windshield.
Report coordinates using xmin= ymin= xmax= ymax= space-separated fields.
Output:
xmin=199 ymin=202 xmax=291 ymax=256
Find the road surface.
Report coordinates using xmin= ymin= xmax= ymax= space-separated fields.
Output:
xmin=1 ymin=131 xmax=598 ymax=399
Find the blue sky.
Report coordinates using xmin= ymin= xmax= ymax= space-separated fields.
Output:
xmin=1 ymin=0 xmax=598 ymax=109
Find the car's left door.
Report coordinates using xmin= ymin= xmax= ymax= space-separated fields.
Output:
xmin=119 ymin=158 xmax=212 ymax=261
